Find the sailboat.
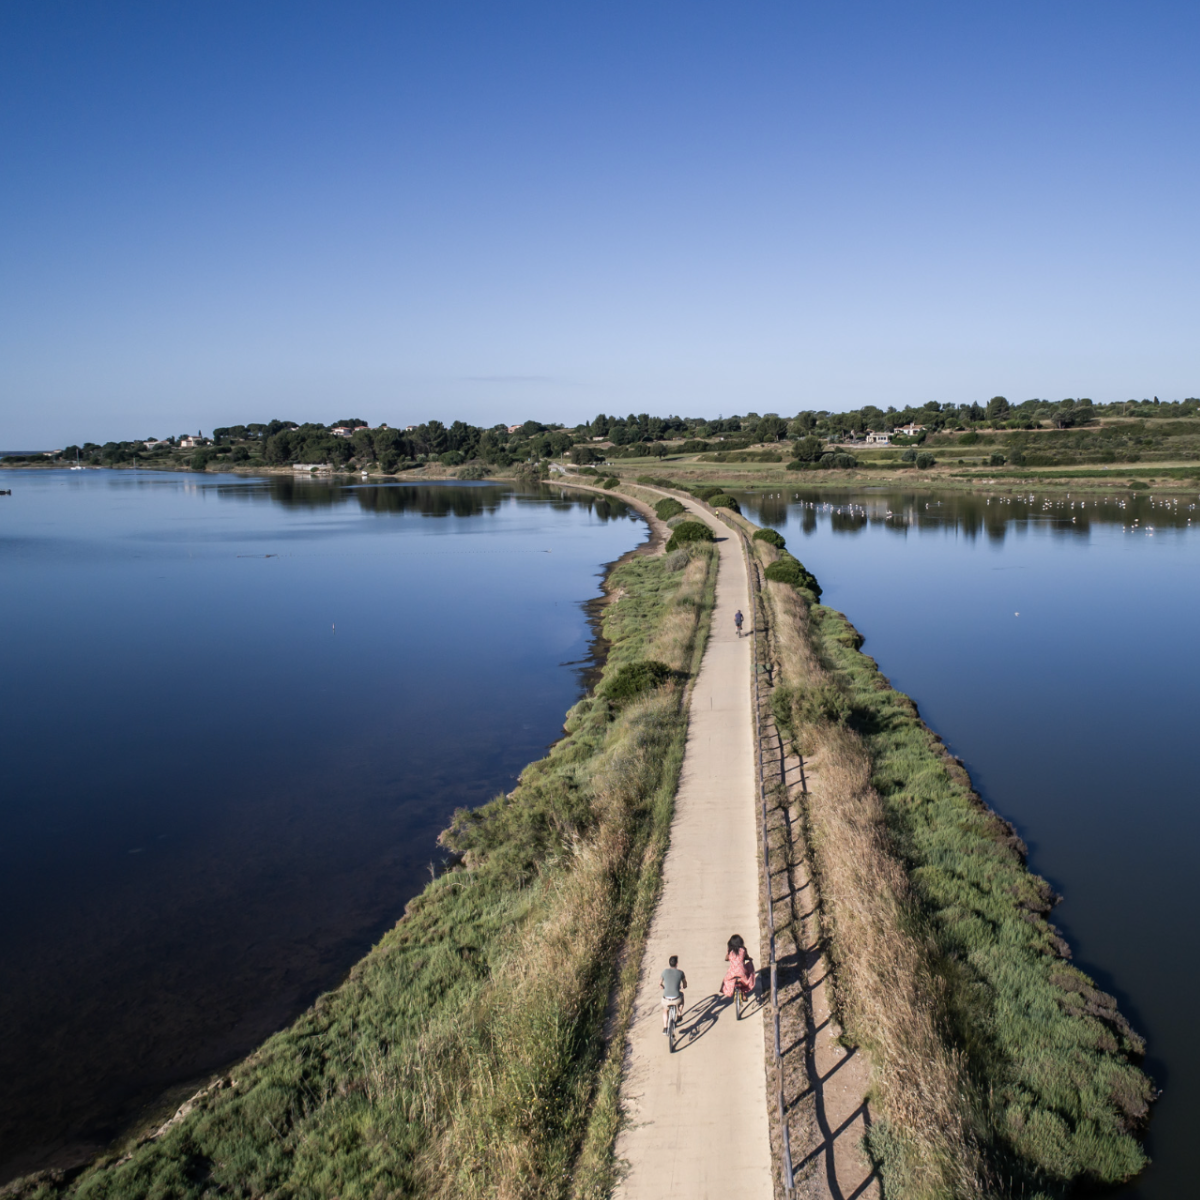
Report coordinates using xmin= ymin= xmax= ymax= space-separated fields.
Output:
xmin=70 ymin=449 xmax=83 ymax=470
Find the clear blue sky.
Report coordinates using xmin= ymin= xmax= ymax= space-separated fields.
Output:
xmin=2 ymin=1 xmax=1197 ymax=446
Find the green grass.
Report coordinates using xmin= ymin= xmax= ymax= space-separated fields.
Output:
xmin=807 ymin=607 xmax=1154 ymax=1196
xmin=12 ymin=545 xmax=717 ymax=1200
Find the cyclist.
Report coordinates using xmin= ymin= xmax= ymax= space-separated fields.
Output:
xmin=720 ymin=934 xmax=756 ymax=1000
xmin=661 ymin=955 xmax=687 ymax=1033
xmin=734 ymin=609 xmax=744 ymax=636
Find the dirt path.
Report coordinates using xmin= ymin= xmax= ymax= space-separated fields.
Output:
xmin=614 ymin=497 xmax=774 ymax=1199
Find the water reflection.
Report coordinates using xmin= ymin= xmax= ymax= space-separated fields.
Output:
xmin=736 ymin=488 xmax=1200 ymax=541
xmin=203 ymin=476 xmax=631 ymax=523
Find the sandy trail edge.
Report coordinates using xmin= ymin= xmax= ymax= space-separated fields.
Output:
xmin=613 ymin=494 xmax=773 ymax=1200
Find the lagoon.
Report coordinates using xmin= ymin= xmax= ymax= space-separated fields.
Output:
xmin=733 ymin=486 xmax=1200 ymax=1200
xmin=0 ymin=469 xmax=643 ymax=1183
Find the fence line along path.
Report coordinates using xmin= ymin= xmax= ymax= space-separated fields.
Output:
xmin=614 ymin=496 xmax=773 ymax=1200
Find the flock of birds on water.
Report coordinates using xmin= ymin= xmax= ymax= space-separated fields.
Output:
xmin=750 ymin=492 xmax=1199 ymax=535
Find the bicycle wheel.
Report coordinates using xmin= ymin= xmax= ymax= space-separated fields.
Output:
xmin=667 ymin=1005 xmax=676 ymax=1052
xmin=735 ymin=986 xmax=743 ymax=1019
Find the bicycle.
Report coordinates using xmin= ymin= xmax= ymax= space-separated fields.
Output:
xmin=732 ymin=978 xmax=752 ymax=1019
xmin=665 ymin=997 xmax=683 ymax=1051
xmin=734 ymin=610 xmax=745 ymax=637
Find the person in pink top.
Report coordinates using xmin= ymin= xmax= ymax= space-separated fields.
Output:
xmin=720 ymin=933 xmax=756 ymax=999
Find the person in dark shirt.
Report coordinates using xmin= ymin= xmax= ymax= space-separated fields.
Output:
xmin=660 ymin=955 xmax=687 ymax=1032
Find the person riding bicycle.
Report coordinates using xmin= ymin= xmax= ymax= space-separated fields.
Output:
xmin=661 ymin=955 xmax=687 ymax=1032
xmin=720 ymin=934 xmax=756 ymax=999
xmin=734 ymin=609 xmax=744 ymax=636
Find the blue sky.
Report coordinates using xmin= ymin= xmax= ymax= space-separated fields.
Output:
xmin=2 ymin=1 xmax=1198 ymax=446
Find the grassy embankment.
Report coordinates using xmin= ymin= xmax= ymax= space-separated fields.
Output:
xmin=736 ymin=524 xmax=1154 ymax=1199
xmin=601 ymin=418 xmax=1200 ymax=493
xmin=9 ymin=531 xmax=717 ymax=1200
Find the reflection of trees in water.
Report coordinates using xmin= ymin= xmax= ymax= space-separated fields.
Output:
xmin=732 ymin=488 xmax=1200 ymax=541
xmin=211 ymin=478 xmax=632 ymax=522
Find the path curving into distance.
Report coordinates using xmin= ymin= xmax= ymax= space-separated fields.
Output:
xmin=614 ymin=495 xmax=773 ymax=1199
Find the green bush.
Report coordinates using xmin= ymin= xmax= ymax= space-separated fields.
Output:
xmin=602 ymin=476 xmax=620 ymax=489
xmin=791 ymin=435 xmax=825 ymax=462
xmin=989 ymin=452 xmax=1006 ymax=466
xmin=603 ymin=659 xmax=673 ymax=705
xmin=457 ymin=464 xmax=490 ymax=480
xmin=708 ymin=493 xmax=740 ymax=512
xmin=689 ymin=485 xmax=724 ymax=501
xmin=654 ymin=497 xmax=686 ymax=521
xmin=665 ymin=521 xmax=715 ymax=552
xmin=819 ymin=451 xmax=858 ymax=470
xmin=439 ymin=450 xmax=465 ymax=467
xmin=900 ymin=448 xmax=917 ymax=463
xmin=763 ymin=553 xmax=822 ymax=598
xmin=752 ymin=528 xmax=786 ymax=549
xmin=916 ymin=452 xmax=936 ymax=469
xmin=959 ymin=430 xmax=980 ymax=445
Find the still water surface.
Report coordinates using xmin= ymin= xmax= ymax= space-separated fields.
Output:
xmin=733 ymin=486 xmax=1200 ymax=1200
xmin=0 ymin=469 xmax=643 ymax=1182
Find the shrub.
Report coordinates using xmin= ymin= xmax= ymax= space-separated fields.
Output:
xmin=901 ymin=448 xmax=917 ymax=463
xmin=665 ymin=521 xmax=715 ymax=552
xmin=763 ymin=553 xmax=822 ymax=598
xmin=708 ymin=493 xmax=740 ymax=512
xmin=457 ymin=464 xmax=490 ymax=480
xmin=819 ymin=451 xmax=858 ymax=470
xmin=602 ymin=476 xmax=620 ymax=489
xmin=989 ymin=452 xmax=1006 ymax=466
xmin=916 ymin=452 xmax=936 ymax=469
xmin=959 ymin=430 xmax=980 ymax=445
xmin=439 ymin=450 xmax=465 ymax=466
xmin=603 ymin=659 xmax=673 ymax=705
xmin=654 ymin=497 xmax=686 ymax=521
xmin=752 ymin=528 xmax=786 ymax=549
xmin=791 ymin=435 xmax=825 ymax=462
xmin=690 ymin=485 xmax=725 ymax=501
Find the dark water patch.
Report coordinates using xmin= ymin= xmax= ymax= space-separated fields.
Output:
xmin=733 ymin=486 xmax=1200 ymax=1199
xmin=0 ymin=469 xmax=643 ymax=1183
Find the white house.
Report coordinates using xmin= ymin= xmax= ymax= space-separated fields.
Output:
xmin=179 ymin=435 xmax=203 ymax=449
xmin=330 ymin=426 xmax=356 ymax=438
xmin=865 ymin=431 xmax=891 ymax=445
xmin=895 ymin=423 xmax=926 ymax=438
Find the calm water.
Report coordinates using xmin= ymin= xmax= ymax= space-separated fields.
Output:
xmin=0 ymin=469 xmax=643 ymax=1182
xmin=733 ymin=486 xmax=1200 ymax=1199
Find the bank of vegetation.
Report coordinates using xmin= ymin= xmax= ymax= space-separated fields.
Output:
xmin=741 ymin=523 xmax=1154 ymax=1199
xmin=10 ymin=393 xmax=1200 ymax=483
xmin=9 ymin=532 xmax=717 ymax=1200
